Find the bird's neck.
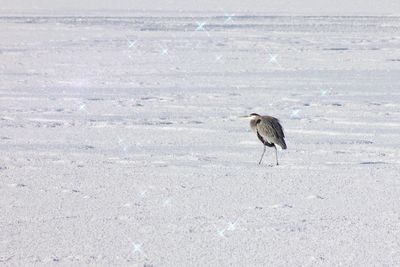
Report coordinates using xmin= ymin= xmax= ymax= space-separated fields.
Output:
xmin=250 ymin=118 xmax=258 ymax=132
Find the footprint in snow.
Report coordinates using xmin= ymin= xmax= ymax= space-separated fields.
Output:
xmin=8 ymin=183 xmax=27 ymax=187
xmin=306 ymin=195 xmax=324 ymax=200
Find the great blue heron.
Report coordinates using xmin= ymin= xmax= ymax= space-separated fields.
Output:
xmin=245 ymin=113 xmax=287 ymax=165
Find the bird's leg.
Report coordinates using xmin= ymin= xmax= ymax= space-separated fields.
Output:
xmin=259 ymin=145 xmax=266 ymax=165
xmin=274 ymin=145 xmax=279 ymax=165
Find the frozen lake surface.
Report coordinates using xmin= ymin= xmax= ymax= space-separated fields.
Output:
xmin=1 ymin=13 xmax=400 ymax=266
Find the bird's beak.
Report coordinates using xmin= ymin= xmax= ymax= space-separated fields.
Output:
xmin=239 ymin=115 xmax=250 ymax=120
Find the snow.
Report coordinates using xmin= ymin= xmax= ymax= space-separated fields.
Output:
xmin=1 ymin=10 xmax=400 ymax=266
xmin=1 ymin=0 xmax=400 ymax=16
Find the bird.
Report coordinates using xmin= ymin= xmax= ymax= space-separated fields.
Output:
xmin=246 ymin=113 xmax=287 ymax=165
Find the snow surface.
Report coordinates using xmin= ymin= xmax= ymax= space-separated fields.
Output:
xmin=1 ymin=11 xmax=400 ymax=266
xmin=1 ymin=0 xmax=400 ymax=16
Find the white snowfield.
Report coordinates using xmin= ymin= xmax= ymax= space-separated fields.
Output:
xmin=1 ymin=11 xmax=400 ymax=266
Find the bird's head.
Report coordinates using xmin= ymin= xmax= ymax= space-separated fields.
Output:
xmin=249 ymin=113 xmax=260 ymax=118
xmin=239 ymin=113 xmax=261 ymax=120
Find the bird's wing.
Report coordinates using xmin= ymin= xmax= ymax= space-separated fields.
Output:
xmin=257 ymin=116 xmax=285 ymax=140
xmin=269 ymin=117 xmax=285 ymax=138
xmin=257 ymin=116 xmax=287 ymax=149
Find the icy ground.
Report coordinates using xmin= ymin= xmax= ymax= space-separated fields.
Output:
xmin=1 ymin=14 xmax=400 ymax=266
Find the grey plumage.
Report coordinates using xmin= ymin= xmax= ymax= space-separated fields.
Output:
xmin=248 ymin=113 xmax=287 ymax=165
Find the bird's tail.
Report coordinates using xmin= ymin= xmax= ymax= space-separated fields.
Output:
xmin=278 ymin=138 xmax=287 ymax=150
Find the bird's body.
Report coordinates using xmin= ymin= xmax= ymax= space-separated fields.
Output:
xmin=248 ymin=113 xmax=287 ymax=165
